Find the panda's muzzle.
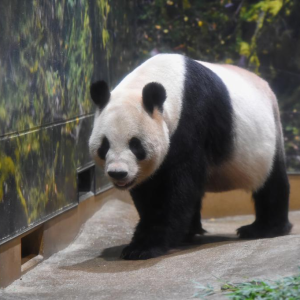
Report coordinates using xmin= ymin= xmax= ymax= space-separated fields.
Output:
xmin=107 ymin=170 xmax=135 ymax=190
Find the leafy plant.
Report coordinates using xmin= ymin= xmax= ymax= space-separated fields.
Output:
xmin=193 ymin=282 xmax=215 ymax=298
xmin=193 ymin=269 xmax=300 ymax=299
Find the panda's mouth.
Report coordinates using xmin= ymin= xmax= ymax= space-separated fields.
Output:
xmin=114 ymin=179 xmax=135 ymax=190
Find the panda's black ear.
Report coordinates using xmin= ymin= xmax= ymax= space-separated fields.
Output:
xmin=90 ymin=80 xmax=110 ymax=109
xmin=142 ymin=82 xmax=167 ymax=114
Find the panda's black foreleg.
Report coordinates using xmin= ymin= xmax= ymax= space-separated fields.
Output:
xmin=122 ymin=167 xmax=205 ymax=260
xmin=237 ymin=151 xmax=292 ymax=239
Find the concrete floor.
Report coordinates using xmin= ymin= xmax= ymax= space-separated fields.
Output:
xmin=1 ymin=199 xmax=300 ymax=300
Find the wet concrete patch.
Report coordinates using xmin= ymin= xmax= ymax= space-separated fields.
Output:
xmin=62 ymin=235 xmax=242 ymax=274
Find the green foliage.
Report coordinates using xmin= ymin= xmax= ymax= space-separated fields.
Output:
xmin=224 ymin=275 xmax=300 ymax=300
xmin=97 ymin=0 xmax=112 ymax=58
xmin=193 ymin=269 xmax=300 ymax=299
xmin=193 ymin=282 xmax=215 ymax=299
xmin=136 ymin=0 xmax=298 ymax=72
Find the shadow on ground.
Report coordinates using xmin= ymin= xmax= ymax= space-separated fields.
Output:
xmin=62 ymin=234 xmax=242 ymax=274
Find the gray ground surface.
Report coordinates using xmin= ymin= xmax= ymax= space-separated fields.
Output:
xmin=1 ymin=199 xmax=300 ymax=300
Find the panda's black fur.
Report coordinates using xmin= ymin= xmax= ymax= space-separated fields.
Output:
xmin=90 ymin=55 xmax=292 ymax=260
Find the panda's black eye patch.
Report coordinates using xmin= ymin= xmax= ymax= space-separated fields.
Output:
xmin=97 ymin=136 xmax=110 ymax=160
xmin=129 ymin=137 xmax=146 ymax=161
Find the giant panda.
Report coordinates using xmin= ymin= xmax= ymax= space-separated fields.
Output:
xmin=89 ymin=54 xmax=292 ymax=260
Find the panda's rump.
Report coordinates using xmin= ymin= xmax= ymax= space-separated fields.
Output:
xmin=200 ymin=62 xmax=277 ymax=192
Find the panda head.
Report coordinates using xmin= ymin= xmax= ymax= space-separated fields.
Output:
xmin=89 ymin=80 xmax=170 ymax=190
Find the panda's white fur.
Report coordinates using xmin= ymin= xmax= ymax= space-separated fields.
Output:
xmin=89 ymin=54 xmax=277 ymax=192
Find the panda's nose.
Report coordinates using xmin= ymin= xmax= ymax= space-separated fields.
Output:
xmin=108 ymin=171 xmax=128 ymax=180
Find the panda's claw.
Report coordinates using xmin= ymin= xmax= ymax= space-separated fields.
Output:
xmin=197 ymin=227 xmax=207 ymax=235
xmin=189 ymin=223 xmax=207 ymax=236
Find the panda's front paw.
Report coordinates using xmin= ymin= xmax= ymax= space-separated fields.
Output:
xmin=120 ymin=243 xmax=167 ymax=260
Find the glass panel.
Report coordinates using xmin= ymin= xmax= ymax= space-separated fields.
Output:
xmin=0 ymin=0 xmax=111 ymax=243
xmin=76 ymin=116 xmax=94 ymax=168
xmin=0 ymin=128 xmax=55 ymax=241
xmin=95 ymin=166 xmax=111 ymax=195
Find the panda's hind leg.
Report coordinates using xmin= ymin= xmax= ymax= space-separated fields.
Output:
xmin=237 ymin=150 xmax=292 ymax=239
xmin=187 ymin=201 xmax=207 ymax=239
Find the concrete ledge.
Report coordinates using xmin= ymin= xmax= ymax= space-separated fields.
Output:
xmin=0 ymin=188 xmax=116 ymax=288
xmin=289 ymin=174 xmax=300 ymax=211
xmin=0 ymin=238 xmax=21 ymax=288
